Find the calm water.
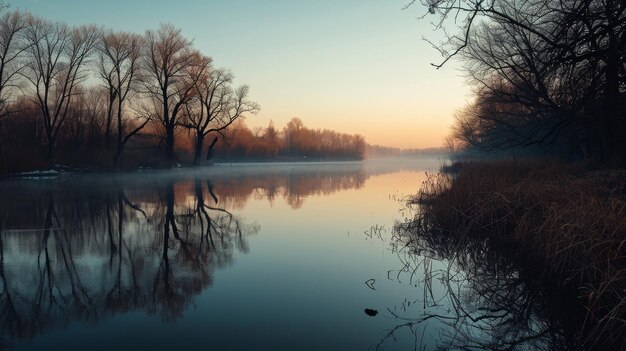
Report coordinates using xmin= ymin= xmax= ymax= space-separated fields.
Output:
xmin=0 ymin=159 xmax=571 ymax=350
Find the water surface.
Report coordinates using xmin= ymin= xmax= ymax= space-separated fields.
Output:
xmin=0 ymin=159 xmax=569 ymax=350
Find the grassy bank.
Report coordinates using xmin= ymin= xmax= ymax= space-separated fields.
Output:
xmin=406 ymin=160 xmax=626 ymax=349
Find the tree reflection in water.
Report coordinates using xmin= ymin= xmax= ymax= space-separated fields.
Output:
xmin=0 ymin=165 xmax=373 ymax=348
xmin=0 ymin=177 xmax=260 ymax=347
xmin=381 ymin=212 xmax=584 ymax=350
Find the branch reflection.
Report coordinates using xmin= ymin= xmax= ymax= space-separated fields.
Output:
xmin=383 ymin=211 xmax=584 ymax=350
xmin=0 ymin=176 xmax=260 ymax=346
xmin=0 ymin=164 xmax=378 ymax=347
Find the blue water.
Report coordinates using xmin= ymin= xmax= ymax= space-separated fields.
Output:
xmin=0 ymin=158 xmax=560 ymax=350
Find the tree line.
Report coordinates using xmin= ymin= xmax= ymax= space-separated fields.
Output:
xmin=411 ymin=0 xmax=626 ymax=164
xmin=365 ymin=144 xmax=447 ymax=158
xmin=207 ymin=117 xmax=366 ymax=161
xmin=0 ymin=8 xmax=261 ymax=173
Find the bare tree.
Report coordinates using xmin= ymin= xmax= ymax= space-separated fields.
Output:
xmin=23 ymin=17 xmax=99 ymax=161
xmin=0 ymin=10 xmax=30 ymax=121
xmin=81 ymin=87 xmax=108 ymax=146
xmin=96 ymin=34 xmax=117 ymax=148
xmin=142 ymin=24 xmax=209 ymax=167
xmin=182 ymin=65 xmax=260 ymax=165
xmin=408 ymin=0 xmax=626 ymax=162
xmin=97 ymin=30 xmax=147 ymax=164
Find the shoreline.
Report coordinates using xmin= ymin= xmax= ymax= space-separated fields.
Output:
xmin=0 ymin=156 xmax=449 ymax=180
xmin=0 ymin=159 xmax=365 ymax=179
xmin=403 ymin=160 xmax=626 ymax=350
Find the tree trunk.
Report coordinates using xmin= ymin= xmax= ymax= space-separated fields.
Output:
xmin=206 ymin=136 xmax=218 ymax=162
xmin=46 ymin=131 xmax=55 ymax=165
xmin=113 ymin=146 xmax=123 ymax=166
xmin=114 ymin=99 xmax=124 ymax=166
xmin=165 ymin=125 xmax=175 ymax=168
xmin=105 ymin=97 xmax=114 ymax=149
xmin=193 ymin=132 xmax=203 ymax=166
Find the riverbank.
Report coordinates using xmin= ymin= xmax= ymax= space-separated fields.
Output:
xmin=0 ymin=158 xmax=367 ymax=178
xmin=404 ymin=160 xmax=626 ymax=349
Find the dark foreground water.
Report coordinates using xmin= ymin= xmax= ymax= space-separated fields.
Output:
xmin=0 ymin=159 xmax=572 ymax=350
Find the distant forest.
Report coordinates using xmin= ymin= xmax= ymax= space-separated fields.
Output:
xmin=0 ymin=8 xmax=366 ymax=174
xmin=189 ymin=117 xmax=366 ymax=162
xmin=412 ymin=1 xmax=626 ymax=164
xmin=365 ymin=144 xmax=448 ymax=159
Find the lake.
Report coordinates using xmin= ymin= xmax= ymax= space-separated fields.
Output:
xmin=0 ymin=159 xmax=573 ymax=350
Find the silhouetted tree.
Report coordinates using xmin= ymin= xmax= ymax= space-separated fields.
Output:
xmin=182 ymin=65 xmax=259 ymax=165
xmin=410 ymin=0 xmax=626 ymax=162
xmin=142 ymin=24 xmax=209 ymax=167
xmin=0 ymin=9 xmax=29 ymax=120
xmin=97 ymin=30 xmax=148 ymax=163
xmin=23 ymin=17 xmax=99 ymax=161
xmin=0 ymin=11 xmax=362 ymax=172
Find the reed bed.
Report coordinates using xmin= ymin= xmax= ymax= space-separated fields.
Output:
xmin=409 ymin=160 xmax=626 ymax=349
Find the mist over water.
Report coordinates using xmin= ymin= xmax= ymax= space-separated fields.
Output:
xmin=0 ymin=158 xmax=567 ymax=350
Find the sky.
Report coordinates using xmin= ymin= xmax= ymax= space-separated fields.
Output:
xmin=15 ymin=0 xmax=470 ymax=148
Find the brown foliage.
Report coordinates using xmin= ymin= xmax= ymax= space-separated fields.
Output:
xmin=214 ymin=118 xmax=366 ymax=161
xmin=410 ymin=160 xmax=626 ymax=349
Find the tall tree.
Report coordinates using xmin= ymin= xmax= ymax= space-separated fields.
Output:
xmin=183 ymin=65 xmax=259 ymax=165
xmin=97 ymin=30 xmax=147 ymax=163
xmin=0 ymin=10 xmax=29 ymax=121
xmin=142 ymin=24 xmax=208 ymax=167
xmin=23 ymin=17 xmax=99 ymax=161
xmin=410 ymin=0 xmax=626 ymax=162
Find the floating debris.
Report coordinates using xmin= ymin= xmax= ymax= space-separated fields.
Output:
xmin=364 ymin=308 xmax=378 ymax=317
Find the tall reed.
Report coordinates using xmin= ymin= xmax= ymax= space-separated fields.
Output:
xmin=409 ymin=160 xmax=626 ymax=349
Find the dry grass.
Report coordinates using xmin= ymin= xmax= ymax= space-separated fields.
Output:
xmin=412 ymin=160 xmax=626 ymax=349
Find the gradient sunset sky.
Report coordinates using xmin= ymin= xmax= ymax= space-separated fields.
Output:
xmin=17 ymin=0 xmax=469 ymax=148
